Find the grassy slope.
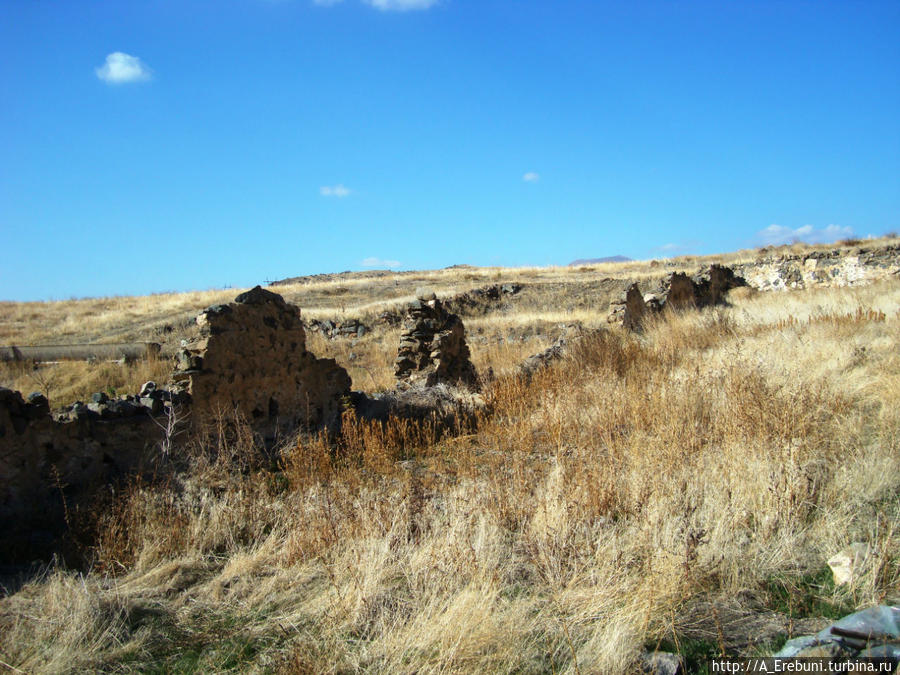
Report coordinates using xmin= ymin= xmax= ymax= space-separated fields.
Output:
xmin=0 ymin=277 xmax=897 ymax=673
xmin=1 ymin=238 xmax=894 ymax=406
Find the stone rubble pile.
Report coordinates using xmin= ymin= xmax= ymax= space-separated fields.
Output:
xmin=305 ymin=317 xmax=368 ymax=339
xmin=394 ymin=290 xmax=479 ymax=391
xmin=52 ymin=381 xmax=190 ymax=422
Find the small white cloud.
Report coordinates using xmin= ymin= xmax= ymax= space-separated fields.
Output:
xmin=758 ymin=223 xmax=854 ymax=246
xmin=95 ymin=52 xmax=152 ymax=84
xmin=362 ymin=256 xmax=401 ymax=268
xmin=652 ymin=241 xmax=701 ymax=256
xmin=320 ymin=184 xmax=351 ymax=197
xmin=363 ymin=0 xmax=437 ymax=10
xmin=523 ymin=172 xmax=540 ymax=182
xmin=658 ymin=243 xmax=686 ymax=252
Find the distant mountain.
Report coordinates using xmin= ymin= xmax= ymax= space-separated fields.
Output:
xmin=569 ymin=255 xmax=633 ymax=265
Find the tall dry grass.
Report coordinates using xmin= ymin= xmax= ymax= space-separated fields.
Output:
xmin=0 ymin=355 xmax=172 ymax=408
xmin=1 ymin=280 xmax=898 ymax=673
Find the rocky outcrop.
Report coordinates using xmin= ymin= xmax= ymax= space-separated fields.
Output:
xmin=174 ymin=286 xmax=351 ymax=439
xmin=608 ymin=265 xmax=747 ymax=331
xmin=735 ymin=245 xmax=900 ymax=291
xmin=394 ymin=291 xmax=479 ymax=391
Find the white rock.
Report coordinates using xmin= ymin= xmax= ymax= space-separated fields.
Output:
xmin=827 ymin=542 xmax=870 ymax=586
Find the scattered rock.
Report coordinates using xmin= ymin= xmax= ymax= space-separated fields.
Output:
xmin=305 ymin=317 xmax=371 ymax=340
xmin=641 ymin=651 xmax=683 ymax=675
xmin=827 ymin=542 xmax=871 ymax=586
xmin=775 ymin=606 xmax=900 ymax=660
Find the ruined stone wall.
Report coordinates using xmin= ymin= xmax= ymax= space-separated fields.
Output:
xmin=0 ymin=287 xmax=352 ymax=561
xmin=608 ymin=265 xmax=747 ymax=331
xmin=0 ymin=387 xmax=167 ymax=559
xmin=395 ymin=292 xmax=479 ymax=391
xmin=609 ymin=247 xmax=900 ymax=331
xmin=173 ymin=286 xmax=351 ymax=441
xmin=734 ymin=246 xmax=900 ymax=291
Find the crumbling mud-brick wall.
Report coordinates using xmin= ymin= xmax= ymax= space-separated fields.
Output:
xmin=607 ymin=283 xmax=648 ymax=332
xmin=174 ymin=286 xmax=352 ymax=439
xmin=656 ymin=272 xmax=699 ymax=310
xmin=394 ymin=291 xmax=479 ymax=391
xmin=1 ymin=287 xmax=355 ymax=561
xmin=608 ymin=265 xmax=747 ymax=331
xmin=0 ymin=387 xmax=167 ymax=561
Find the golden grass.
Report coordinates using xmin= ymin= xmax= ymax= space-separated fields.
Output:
xmin=2 ymin=277 xmax=898 ymax=673
xmin=0 ymin=356 xmax=172 ymax=407
xmin=3 ymin=237 xmax=894 ymax=347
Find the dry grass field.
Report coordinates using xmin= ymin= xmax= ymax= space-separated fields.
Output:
xmin=1 ymin=238 xmax=891 ymax=406
xmin=0 ymin=244 xmax=898 ymax=673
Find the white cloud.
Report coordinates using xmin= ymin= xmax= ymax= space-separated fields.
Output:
xmin=362 ymin=256 xmax=401 ymax=268
xmin=523 ymin=172 xmax=540 ymax=182
xmin=95 ymin=52 xmax=152 ymax=84
xmin=320 ymin=184 xmax=351 ymax=197
xmin=758 ymin=224 xmax=854 ymax=246
xmin=651 ymin=240 xmax=701 ymax=256
xmin=363 ymin=0 xmax=437 ymax=10
xmin=656 ymin=243 xmax=688 ymax=253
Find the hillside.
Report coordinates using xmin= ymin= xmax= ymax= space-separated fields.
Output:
xmin=0 ymin=239 xmax=898 ymax=673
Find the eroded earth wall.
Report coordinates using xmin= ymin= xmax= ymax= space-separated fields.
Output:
xmin=174 ymin=285 xmax=351 ymax=440
xmin=0 ymin=287 xmax=351 ymax=561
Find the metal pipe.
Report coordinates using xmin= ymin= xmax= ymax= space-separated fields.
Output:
xmin=0 ymin=343 xmax=162 ymax=363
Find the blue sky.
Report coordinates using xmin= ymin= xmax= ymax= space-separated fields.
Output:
xmin=1 ymin=0 xmax=898 ymax=300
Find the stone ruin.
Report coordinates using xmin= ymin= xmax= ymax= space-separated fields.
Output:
xmin=441 ymin=283 xmax=522 ymax=316
xmin=394 ymin=290 xmax=479 ymax=391
xmin=0 ymin=287 xmax=351 ymax=561
xmin=304 ymin=283 xmax=524 ymax=341
xmin=734 ymin=244 xmax=900 ymax=292
xmin=305 ymin=317 xmax=369 ymax=340
xmin=608 ymin=264 xmax=747 ymax=331
xmin=173 ymin=285 xmax=351 ymax=440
